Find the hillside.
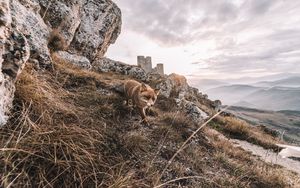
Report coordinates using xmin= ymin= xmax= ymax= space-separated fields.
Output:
xmin=253 ymin=77 xmax=300 ymax=88
xmin=246 ymin=87 xmax=300 ymax=111
xmin=205 ymin=85 xmax=263 ymax=105
xmin=226 ymin=106 xmax=300 ymax=144
xmin=1 ymin=59 xmax=300 ymax=187
xmin=205 ymin=84 xmax=300 ymax=111
xmin=1 ymin=0 xmax=300 ymax=187
xmin=188 ymin=79 xmax=228 ymax=91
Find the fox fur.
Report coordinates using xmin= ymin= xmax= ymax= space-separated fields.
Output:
xmin=124 ymin=80 xmax=159 ymax=123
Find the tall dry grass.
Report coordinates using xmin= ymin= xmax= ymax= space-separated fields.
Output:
xmin=1 ymin=61 xmax=299 ymax=187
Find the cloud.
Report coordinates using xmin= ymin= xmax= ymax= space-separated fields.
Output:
xmin=115 ymin=0 xmax=240 ymax=46
xmin=109 ymin=0 xmax=300 ymax=77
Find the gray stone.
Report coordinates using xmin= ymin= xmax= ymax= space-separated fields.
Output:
xmin=7 ymin=0 xmax=122 ymax=66
xmin=38 ymin=0 xmax=81 ymax=50
xmin=212 ymin=100 xmax=222 ymax=112
xmin=72 ymin=0 xmax=121 ymax=60
xmin=158 ymin=73 xmax=189 ymax=98
xmin=38 ymin=0 xmax=122 ymax=60
xmin=0 ymin=0 xmax=123 ymax=126
xmin=53 ymin=51 xmax=91 ymax=70
xmin=180 ymin=99 xmax=209 ymax=123
xmin=0 ymin=0 xmax=30 ymax=126
xmin=92 ymin=57 xmax=147 ymax=81
xmin=0 ymin=0 xmax=11 ymax=27
xmin=137 ymin=55 xmax=164 ymax=75
xmin=10 ymin=0 xmax=51 ymax=65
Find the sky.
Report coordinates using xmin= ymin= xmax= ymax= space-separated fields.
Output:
xmin=106 ymin=0 xmax=300 ymax=80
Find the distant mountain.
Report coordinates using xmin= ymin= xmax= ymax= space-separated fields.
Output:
xmin=191 ymin=74 xmax=300 ymax=111
xmin=253 ymin=77 xmax=300 ymax=88
xmin=205 ymin=85 xmax=264 ymax=105
xmin=226 ymin=73 xmax=300 ymax=84
xmin=234 ymin=101 xmax=258 ymax=109
xmin=206 ymin=85 xmax=300 ymax=111
xmin=226 ymin=106 xmax=300 ymax=144
xmin=246 ymin=87 xmax=300 ymax=111
xmin=188 ymin=79 xmax=228 ymax=91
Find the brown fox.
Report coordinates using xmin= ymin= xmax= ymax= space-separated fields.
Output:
xmin=124 ymin=80 xmax=159 ymax=123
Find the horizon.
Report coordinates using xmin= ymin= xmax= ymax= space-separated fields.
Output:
xmin=107 ymin=0 xmax=300 ymax=80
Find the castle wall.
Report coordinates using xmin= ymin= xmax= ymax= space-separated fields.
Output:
xmin=137 ymin=56 xmax=164 ymax=75
xmin=137 ymin=56 xmax=145 ymax=67
xmin=143 ymin=56 xmax=152 ymax=73
xmin=156 ymin=63 xmax=164 ymax=75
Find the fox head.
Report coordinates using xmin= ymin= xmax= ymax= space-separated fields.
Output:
xmin=139 ymin=83 xmax=160 ymax=107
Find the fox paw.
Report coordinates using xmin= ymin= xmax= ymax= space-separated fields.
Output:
xmin=141 ymin=119 xmax=150 ymax=127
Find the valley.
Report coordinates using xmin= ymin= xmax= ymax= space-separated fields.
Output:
xmin=226 ymin=106 xmax=300 ymax=144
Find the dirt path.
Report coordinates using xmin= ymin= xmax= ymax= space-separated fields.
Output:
xmin=230 ymin=139 xmax=300 ymax=175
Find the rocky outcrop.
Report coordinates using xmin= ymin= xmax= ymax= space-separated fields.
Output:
xmin=0 ymin=0 xmax=122 ymax=126
xmin=92 ymin=57 xmax=148 ymax=81
xmin=158 ymin=73 xmax=189 ymax=98
xmin=1 ymin=0 xmax=30 ymax=126
xmin=39 ymin=0 xmax=122 ymax=60
xmin=53 ymin=51 xmax=91 ymax=70
xmin=6 ymin=0 xmax=121 ymax=66
xmin=11 ymin=0 xmax=51 ymax=66
xmin=178 ymin=99 xmax=209 ymax=122
xmin=0 ymin=0 xmax=10 ymax=125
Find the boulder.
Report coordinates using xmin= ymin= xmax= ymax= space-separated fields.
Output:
xmin=3 ymin=0 xmax=122 ymax=66
xmin=53 ymin=51 xmax=91 ymax=70
xmin=159 ymin=73 xmax=189 ymax=98
xmin=10 ymin=0 xmax=51 ymax=66
xmin=39 ymin=0 xmax=122 ymax=60
xmin=92 ymin=57 xmax=147 ymax=81
xmin=1 ymin=0 xmax=30 ymax=126
xmin=179 ymin=99 xmax=209 ymax=123
xmin=0 ymin=0 xmax=122 ymax=125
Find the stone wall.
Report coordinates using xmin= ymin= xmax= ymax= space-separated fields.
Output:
xmin=137 ymin=56 xmax=152 ymax=73
xmin=137 ymin=55 xmax=164 ymax=75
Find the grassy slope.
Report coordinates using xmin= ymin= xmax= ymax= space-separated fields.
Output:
xmin=226 ymin=106 xmax=300 ymax=144
xmin=0 ymin=60 xmax=299 ymax=187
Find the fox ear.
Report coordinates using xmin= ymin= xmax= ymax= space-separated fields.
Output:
xmin=154 ymin=89 xmax=160 ymax=95
xmin=140 ymin=83 xmax=147 ymax=92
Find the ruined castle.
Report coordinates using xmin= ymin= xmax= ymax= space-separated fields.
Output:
xmin=137 ymin=56 xmax=164 ymax=75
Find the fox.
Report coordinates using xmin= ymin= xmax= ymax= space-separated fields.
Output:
xmin=124 ymin=80 xmax=159 ymax=123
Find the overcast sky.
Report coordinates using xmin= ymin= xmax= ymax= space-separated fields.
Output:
xmin=107 ymin=0 xmax=300 ymax=79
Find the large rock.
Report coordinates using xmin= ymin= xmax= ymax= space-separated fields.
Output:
xmin=0 ymin=0 xmax=122 ymax=125
xmin=0 ymin=0 xmax=30 ymax=126
xmin=10 ymin=0 xmax=51 ymax=66
xmin=177 ymin=99 xmax=209 ymax=123
xmin=53 ymin=51 xmax=91 ymax=70
xmin=159 ymin=73 xmax=189 ymax=98
xmin=39 ymin=0 xmax=122 ymax=60
xmin=1 ymin=0 xmax=122 ymax=67
xmin=92 ymin=57 xmax=147 ymax=81
xmin=0 ymin=0 xmax=10 ymax=125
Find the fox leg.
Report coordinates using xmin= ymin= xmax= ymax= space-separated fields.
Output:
xmin=139 ymin=107 xmax=148 ymax=123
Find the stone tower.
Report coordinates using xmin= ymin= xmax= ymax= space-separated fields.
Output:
xmin=137 ymin=56 xmax=152 ymax=73
xmin=156 ymin=63 xmax=164 ymax=75
xmin=137 ymin=55 xmax=164 ymax=75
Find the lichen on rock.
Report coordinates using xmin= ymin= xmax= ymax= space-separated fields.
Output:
xmin=53 ymin=51 xmax=91 ymax=70
xmin=39 ymin=0 xmax=122 ymax=60
xmin=0 ymin=0 xmax=123 ymax=125
xmin=92 ymin=57 xmax=148 ymax=81
xmin=0 ymin=0 xmax=30 ymax=126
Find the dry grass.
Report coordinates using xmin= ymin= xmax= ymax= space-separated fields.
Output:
xmin=0 ymin=60 xmax=299 ymax=187
xmin=205 ymin=128 xmax=299 ymax=188
xmin=210 ymin=116 xmax=281 ymax=150
xmin=0 ymin=62 xmax=138 ymax=187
